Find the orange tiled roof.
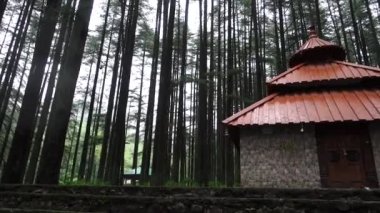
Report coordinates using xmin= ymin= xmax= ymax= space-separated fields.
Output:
xmin=223 ymin=27 xmax=380 ymax=127
xmin=296 ymin=33 xmax=336 ymax=53
xmin=268 ymin=61 xmax=380 ymax=86
xmin=223 ymin=89 xmax=380 ymax=126
xmin=288 ymin=28 xmax=345 ymax=67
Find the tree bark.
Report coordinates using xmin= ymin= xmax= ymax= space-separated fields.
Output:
xmin=335 ymin=0 xmax=351 ymax=61
xmin=226 ymin=0 xmax=234 ymax=187
xmin=151 ymin=0 xmax=176 ymax=186
xmin=0 ymin=0 xmax=7 ymax=24
xmin=278 ymin=0 xmax=287 ymax=72
xmin=0 ymin=43 xmax=31 ymax=167
xmin=36 ymin=0 xmax=95 ymax=184
xmin=24 ymin=0 xmax=74 ymax=184
xmin=98 ymin=0 xmax=126 ymax=180
xmin=363 ymin=0 xmax=380 ymax=66
xmin=252 ymin=0 xmax=262 ymax=100
xmin=140 ymin=0 xmax=163 ymax=184
xmin=195 ymin=0 xmax=209 ymax=186
xmin=131 ymin=44 xmax=146 ymax=185
xmin=348 ymin=0 xmax=363 ymax=64
xmin=105 ymin=0 xmax=140 ymax=185
xmin=0 ymin=0 xmax=40 ymax=183
xmin=70 ymin=59 xmax=94 ymax=181
xmin=315 ymin=0 xmax=323 ymax=36
xmin=78 ymin=0 xmax=111 ymax=180
xmin=172 ymin=0 xmax=188 ymax=183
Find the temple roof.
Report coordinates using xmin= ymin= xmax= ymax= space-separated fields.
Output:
xmin=268 ymin=61 xmax=380 ymax=86
xmin=223 ymin=27 xmax=380 ymax=127
xmin=288 ymin=27 xmax=346 ymax=67
xmin=223 ymin=89 xmax=380 ymax=126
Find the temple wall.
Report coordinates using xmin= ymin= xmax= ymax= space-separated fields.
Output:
xmin=240 ymin=124 xmax=321 ymax=188
xmin=369 ymin=122 xmax=380 ymax=182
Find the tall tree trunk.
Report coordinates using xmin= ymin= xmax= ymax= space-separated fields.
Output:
xmin=140 ymin=0 xmax=162 ymax=184
xmin=335 ymin=0 xmax=351 ymax=61
xmin=87 ymin=19 xmax=113 ymax=181
xmin=226 ymin=0 xmax=234 ymax=187
xmin=24 ymin=0 xmax=74 ymax=184
xmin=64 ymin=119 xmax=77 ymax=182
xmin=151 ymin=0 xmax=176 ymax=186
xmin=105 ymin=0 xmax=140 ymax=185
xmin=273 ymin=0 xmax=281 ymax=74
xmin=0 ymin=0 xmax=32 ymax=112
xmin=216 ymin=0 xmax=225 ymax=184
xmin=172 ymin=0 xmax=188 ymax=183
xmin=0 ymin=43 xmax=31 ymax=167
xmin=358 ymin=20 xmax=370 ymax=65
xmin=289 ymin=0 xmax=299 ymax=49
xmin=98 ymin=0 xmax=126 ymax=180
xmin=0 ymin=0 xmax=7 ymax=23
xmin=278 ymin=0 xmax=287 ymax=72
xmin=195 ymin=0 xmax=208 ymax=186
xmin=0 ymin=8 xmax=31 ymax=134
xmin=314 ymin=0 xmax=323 ymax=36
xmin=296 ymin=1 xmax=307 ymax=40
xmin=208 ymin=0 xmax=215 ymax=182
xmin=78 ymin=0 xmax=111 ymax=180
xmin=0 ymin=8 xmax=15 ymax=54
xmin=326 ymin=0 xmax=342 ymax=46
xmin=348 ymin=0 xmax=363 ymax=64
xmin=70 ymin=60 xmax=94 ymax=181
xmin=131 ymin=44 xmax=146 ymax=185
xmin=36 ymin=0 xmax=95 ymax=184
xmin=1 ymin=0 xmax=45 ymax=183
xmin=363 ymin=0 xmax=380 ymax=66
xmin=252 ymin=0 xmax=262 ymax=100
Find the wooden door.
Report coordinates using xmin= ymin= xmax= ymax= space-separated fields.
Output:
xmin=316 ymin=124 xmax=378 ymax=188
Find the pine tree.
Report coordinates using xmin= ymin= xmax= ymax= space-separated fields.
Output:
xmin=151 ymin=0 xmax=176 ymax=186
xmin=36 ymin=0 xmax=95 ymax=184
xmin=1 ymin=0 xmax=56 ymax=183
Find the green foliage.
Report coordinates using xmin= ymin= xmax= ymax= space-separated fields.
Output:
xmin=60 ymin=179 xmax=110 ymax=186
xmin=163 ymin=179 xmax=198 ymax=188
xmin=207 ymin=181 xmax=226 ymax=188
xmin=161 ymin=180 xmax=226 ymax=188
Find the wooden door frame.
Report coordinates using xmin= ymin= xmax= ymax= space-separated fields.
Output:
xmin=316 ymin=123 xmax=379 ymax=188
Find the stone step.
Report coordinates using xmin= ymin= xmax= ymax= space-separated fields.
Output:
xmin=0 ymin=208 xmax=94 ymax=213
xmin=1 ymin=191 xmax=380 ymax=212
xmin=1 ymin=184 xmax=380 ymax=201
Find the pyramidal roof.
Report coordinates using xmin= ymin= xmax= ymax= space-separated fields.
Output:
xmin=223 ymin=27 xmax=380 ymax=126
xmin=269 ymin=27 xmax=380 ymax=87
xmin=288 ymin=26 xmax=346 ymax=67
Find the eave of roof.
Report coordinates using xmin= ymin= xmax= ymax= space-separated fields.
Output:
xmin=223 ymin=89 xmax=380 ymax=126
xmin=267 ymin=61 xmax=380 ymax=86
xmin=222 ymin=93 xmax=279 ymax=124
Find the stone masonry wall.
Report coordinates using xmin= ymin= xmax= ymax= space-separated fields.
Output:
xmin=369 ymin=122 xmax=380 ymax=181
xmin=2 ymin=185 xmax=380 ymax=212
xmin=240 ymin=124 xmax=321 ymax=188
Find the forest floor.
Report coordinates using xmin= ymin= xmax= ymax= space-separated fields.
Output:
xmin=0 ymin=185 xmax=380 ymax=212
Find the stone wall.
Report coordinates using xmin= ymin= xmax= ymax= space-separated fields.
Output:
xmin=369 ymin=122 xmax=380 ymax=181
xmin=1 ymin=185 xmax=380 ymax=212
xmin=240 ymin=124 xmax=321 ymax=188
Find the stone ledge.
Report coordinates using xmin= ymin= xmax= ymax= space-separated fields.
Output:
xmin=1 ymin=185 xmax=380 ymax=212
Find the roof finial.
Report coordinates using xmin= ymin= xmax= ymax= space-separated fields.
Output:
xmin=289 ymin=25 xmax=346 ymax=67
xmin=308 ymin=26 xmax=318 ymax=39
